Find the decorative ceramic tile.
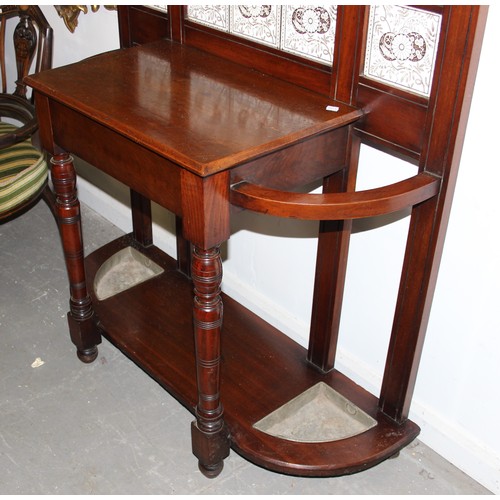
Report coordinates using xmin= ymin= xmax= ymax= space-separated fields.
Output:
xmin=187 ymin=5 xmax=336 ymax=65
xmin=230 ymin=5 xmax=280 ymax=48
xmin=364 ymin=5 xmax=442 ymax=97
xmin=186 ymin=5 xmax=229 ymax=32
xmin=149 ymin=5 xmax=168 ymax=14
xmin=281 ymin=5 xmax=337 ymax=64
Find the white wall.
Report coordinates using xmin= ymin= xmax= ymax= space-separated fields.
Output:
xmin=38 ymin=5 xmax=500 ymax=493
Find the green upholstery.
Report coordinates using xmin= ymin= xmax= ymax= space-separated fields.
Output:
xmin=0 ymin=122 xmax=48 ymax=216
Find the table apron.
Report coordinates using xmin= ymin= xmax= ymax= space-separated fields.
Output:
xmin=49 ymin=100 xmax=184 ymax=218
xmin=230 ymin=127 xmax=350 ymax=191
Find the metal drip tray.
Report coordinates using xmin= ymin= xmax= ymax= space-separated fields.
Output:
xmin=94 ymin=246 xmax=164 ymax=301
xmin=253 ymin=382 xmax=377 ymax=443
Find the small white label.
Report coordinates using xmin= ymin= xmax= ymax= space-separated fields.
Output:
xmin=326 ymin=105 xmax=340 ymax=112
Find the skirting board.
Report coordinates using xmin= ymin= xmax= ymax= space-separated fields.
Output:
xmin=75 ymin=174 xmax=497 ymax=493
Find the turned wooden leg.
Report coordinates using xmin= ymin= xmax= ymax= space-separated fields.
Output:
xmin=51 ymin=153 xmax=101 ymax=363
xmin=191 ymin=245 xmax=230 ymax=478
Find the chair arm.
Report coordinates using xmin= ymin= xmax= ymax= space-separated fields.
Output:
xmin=0 ymin=94 xmax=38 ymax=148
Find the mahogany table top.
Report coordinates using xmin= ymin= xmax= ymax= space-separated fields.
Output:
xmin=26 ymin=39 xmax=361 ymax=176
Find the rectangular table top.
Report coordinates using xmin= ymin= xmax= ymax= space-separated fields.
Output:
xmin=26 ymin=40 xmax=361 ymax=177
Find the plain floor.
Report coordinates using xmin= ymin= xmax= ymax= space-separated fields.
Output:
xmin=0 ymin=200 xmax=492 ymax=495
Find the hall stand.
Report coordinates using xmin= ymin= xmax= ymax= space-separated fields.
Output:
xmin=27 ymin=5 xmax=487 ymax=478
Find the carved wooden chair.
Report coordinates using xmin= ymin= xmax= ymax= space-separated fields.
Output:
xmin=0 ymin=5 xmax=54 ymax=222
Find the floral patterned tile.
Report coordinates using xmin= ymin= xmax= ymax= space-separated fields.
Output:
xmin=281 ymin=5 xmax=337 ymax=64
xmin=186 ymin=5 xmax=230 ymax=32
xmin=149 ymin=5 xmax=168 ymax=13
xmin=186 ymin=5 xmax=337 ymax=65
xmin=364 ymin=5 xmax=442 ymax=97
xmin=230 ymin=6 xmax=280 ymax=48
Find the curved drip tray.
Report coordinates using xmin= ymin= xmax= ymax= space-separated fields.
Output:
xmin=94 ymin=246 xmax=164 ymax=301
xmin=253 ymin=382 xmax=377 ymax=443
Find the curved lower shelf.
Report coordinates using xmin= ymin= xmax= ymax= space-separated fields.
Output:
xmin=85 ymin=234 xmax=419 ymax=477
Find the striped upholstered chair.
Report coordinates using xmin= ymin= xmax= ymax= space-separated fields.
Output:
xmin=0 ymin=5 xmax=54 ymax=222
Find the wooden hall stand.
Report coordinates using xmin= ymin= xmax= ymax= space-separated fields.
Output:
xmin=26 ymin=6 xmax=487 ymax=478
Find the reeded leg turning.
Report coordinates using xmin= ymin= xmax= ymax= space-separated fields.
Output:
xmin=50 ymin=153 xmax=101 ymax=363
xmin=191 ymin=245 xmax=230 ymax=477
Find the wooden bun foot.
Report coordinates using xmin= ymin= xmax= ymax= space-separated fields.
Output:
xmin=198 ymin=460 xmax=224 ymax=479
xmin=77 ymin=346 xmax=98 ymax=363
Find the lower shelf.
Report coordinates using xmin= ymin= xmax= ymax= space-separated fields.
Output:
xmin=85 ymin=234 xmax=419 ymax=477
